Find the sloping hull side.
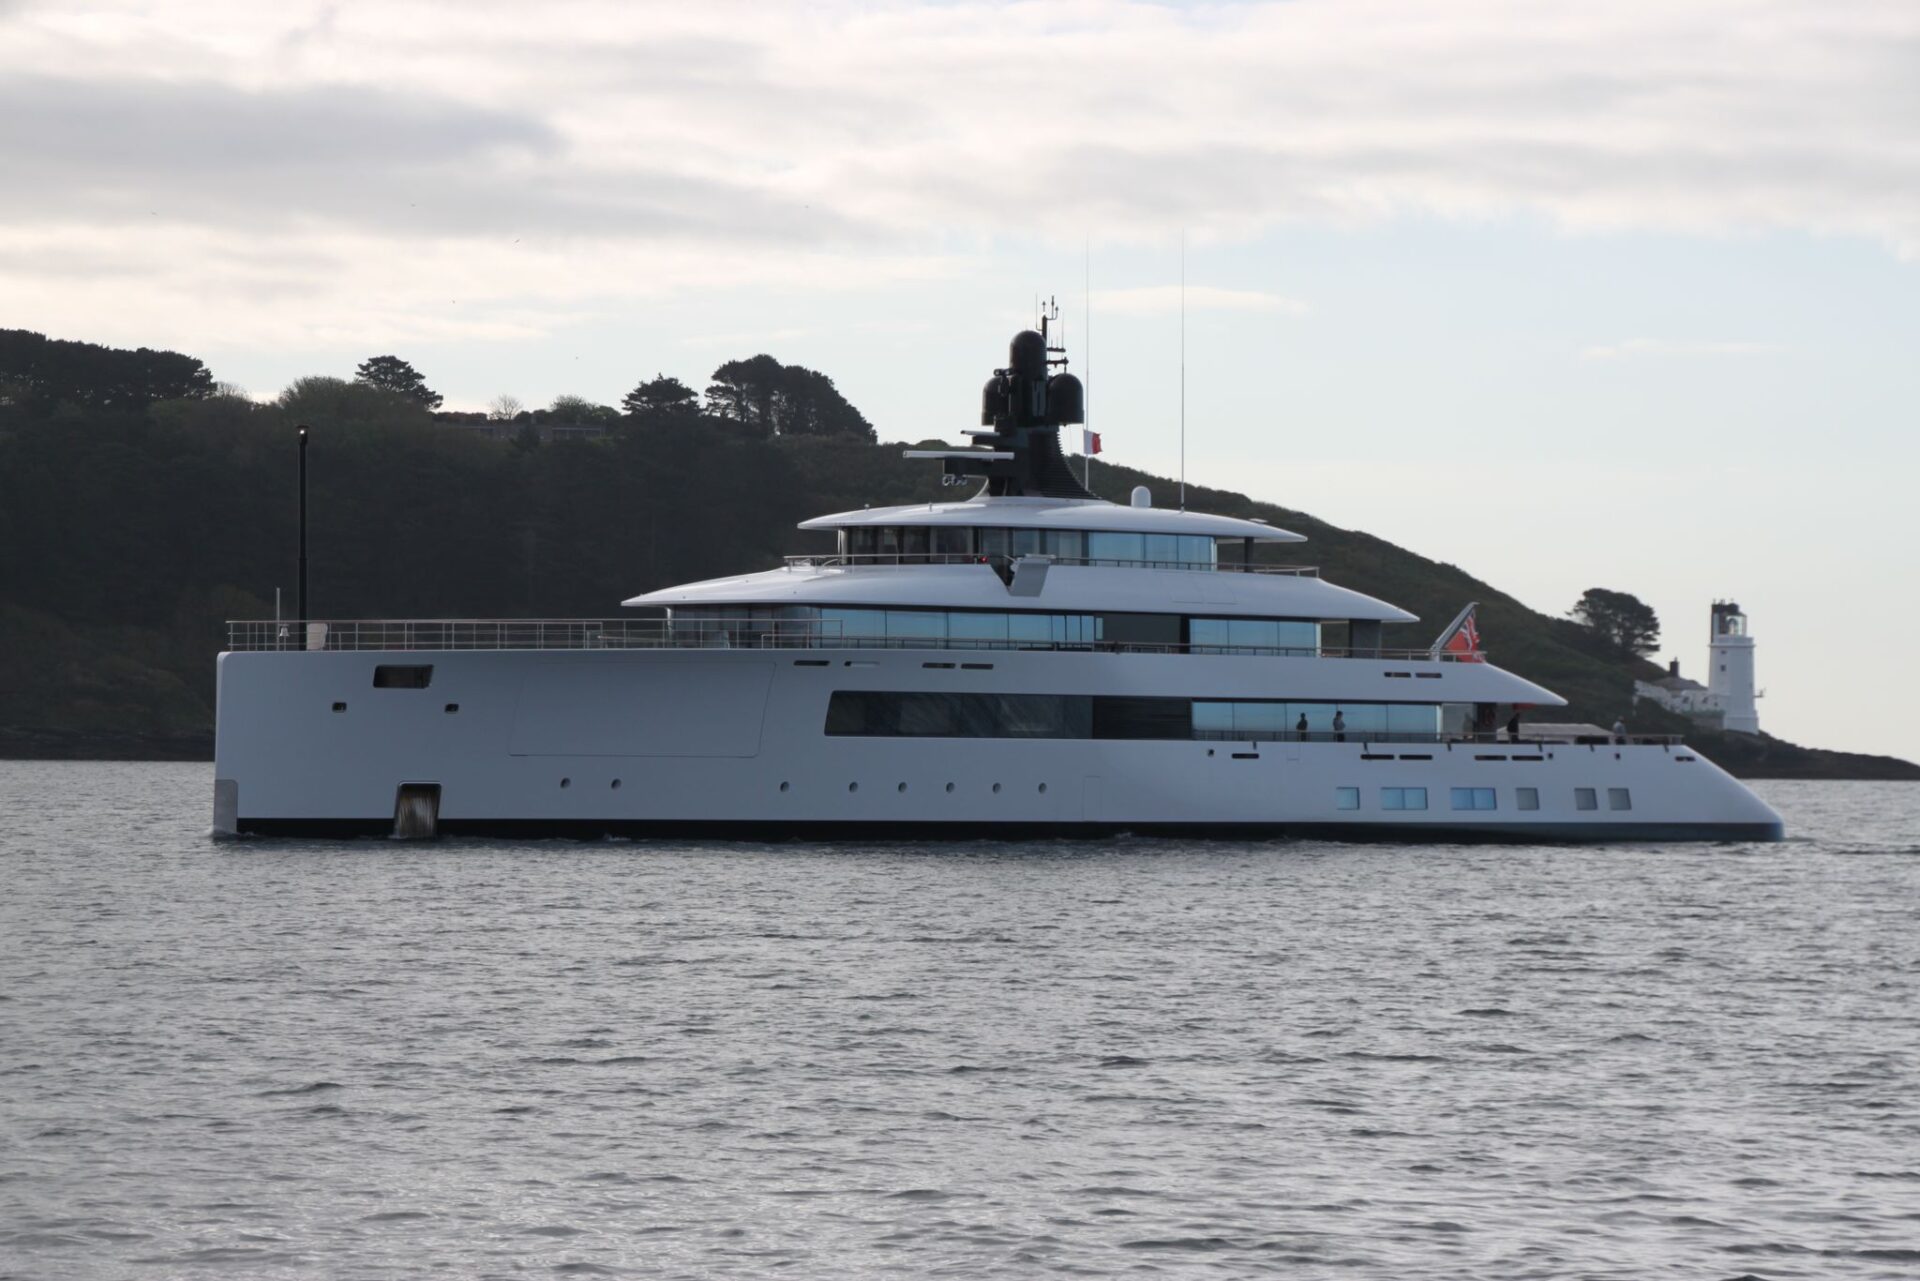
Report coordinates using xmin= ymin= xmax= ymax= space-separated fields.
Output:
xmin=213 ymin=648 xmax=1785 ymax=842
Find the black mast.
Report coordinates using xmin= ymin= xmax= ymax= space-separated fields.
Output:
xmin=296 ymin=425 xmax=309 ymax=627
xmin=928 ymin=305 xmax=1092 ymax=499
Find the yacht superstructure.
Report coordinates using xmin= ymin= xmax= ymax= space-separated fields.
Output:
xmin=212 ymin=325 xmax=1784 ymax=841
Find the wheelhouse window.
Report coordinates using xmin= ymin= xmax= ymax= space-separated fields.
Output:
xmin=837 ymin=526 xmax=1215 ymax=567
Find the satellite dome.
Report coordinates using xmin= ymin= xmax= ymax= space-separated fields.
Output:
xmin=1008 ymin=329 xmax=1047 ymax=378
xmin=1046 ymin=373 xmax=1084 ymax=424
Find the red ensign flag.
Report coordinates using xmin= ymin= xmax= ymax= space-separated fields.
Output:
xmin=1443 ymin=611 xmax=1484 ymax=662
xmin=1082 ymin=430 xmax=1102 ymax=455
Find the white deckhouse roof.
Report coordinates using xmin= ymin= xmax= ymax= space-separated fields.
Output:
xmin=624 ymin=561 xmax=1418 ymax=623
xmin=798 ymin=496 xmax=1305 ymax=542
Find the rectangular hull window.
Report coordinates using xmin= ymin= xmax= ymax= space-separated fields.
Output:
xmin=373 ymin=664 xmax=434 ymax=689
xmin=1450 ymin=787 xmax=1497 ymax=811
xmin=1516 ymin=787 xmax=1540 ymax=811
xmin=1335 ymin=787 xmax=1360 ymax=810
xmin=1382 ymin=787 xmax=1427 ymax=811
xmin=1575 ymin=788 xmax=1598 ymax=811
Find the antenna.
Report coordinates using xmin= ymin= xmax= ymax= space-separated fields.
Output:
xmin=296 ymin=424 xmax=309 ymax=627
xmin=1084 ymin=234 xmax=1092 ymax=490
xmin=1179 ymin=230 xmax=1186 ymax=512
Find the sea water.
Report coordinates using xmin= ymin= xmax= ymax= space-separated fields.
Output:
xmin=2 ymin=762 xmax=1916 ymax=1279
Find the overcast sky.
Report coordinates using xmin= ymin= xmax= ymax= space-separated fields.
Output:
xmin=5 ymin=0 xmax=1916 ymax=758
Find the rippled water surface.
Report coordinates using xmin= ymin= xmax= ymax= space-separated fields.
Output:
xmin=3 ymin=764 xmax=1918 ymax=1279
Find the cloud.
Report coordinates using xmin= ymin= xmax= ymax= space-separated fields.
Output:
xmin=1 ymin=0 xmax=1916 ymax=350
xmin=1581 ymin=338 xmax=1785 ymax=360
xmin=1094 ymin=286 xmax=1308 ymax=317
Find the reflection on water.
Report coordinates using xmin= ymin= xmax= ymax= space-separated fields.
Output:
xmin=2 ymin=763 xmax=1916 ymax=1279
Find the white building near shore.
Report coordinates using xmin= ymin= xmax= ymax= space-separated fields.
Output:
xmin=1635 ymin=601 xmax=1761 ymax=734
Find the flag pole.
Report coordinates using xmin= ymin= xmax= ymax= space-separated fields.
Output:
xmin=1084 ymin=232 xmax=1093 ymax=491
xmin=1179 ymin=229 xmax=1186 ymax=512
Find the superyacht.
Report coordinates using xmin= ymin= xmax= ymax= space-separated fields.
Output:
xmin=213 ymin=323 xmax=1784 ymax=841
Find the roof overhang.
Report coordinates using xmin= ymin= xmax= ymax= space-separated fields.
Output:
xmin=799 ymin=496 xmax=1305 ymax=543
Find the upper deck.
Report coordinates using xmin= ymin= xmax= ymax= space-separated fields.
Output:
xmin=227 ymin=617 xmax=1451 ymax=660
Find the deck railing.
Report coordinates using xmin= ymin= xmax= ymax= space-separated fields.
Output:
xmin=782 ymin=553 xmax=1318 ymax=575
xmin=1194 ymin=730 xmax=1684 ymax=747
xmin=226 ymin=618 xmax=1477 ymax=662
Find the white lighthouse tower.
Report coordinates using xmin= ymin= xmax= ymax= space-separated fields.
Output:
xmin=1708 ymin=601 xmax=1760 ymax=734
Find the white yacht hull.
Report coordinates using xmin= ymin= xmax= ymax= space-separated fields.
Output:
xmin=213 ymin=647 xmax=1784 ymax=842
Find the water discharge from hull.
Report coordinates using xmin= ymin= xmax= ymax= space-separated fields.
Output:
xmin=391 ymin=783 xmax=440 ymax=840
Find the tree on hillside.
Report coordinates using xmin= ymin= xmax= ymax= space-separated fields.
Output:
xmin=354 ymin=355 xmax=442 ymax=409
xmin=706 ymin=355 xmax=784 ymax=429
xmin=620 ymin=374 xmax=699 ymax=417
xmin=705 ymin=355 xmax=875 ymax=440
xmin=0 ymin=328 xmax=213 ymax=410
xmin=279 ymin=375 xmax=435 ymax=428
xmin=1572 ymin=587 xmax=1661 ymax=657
xmin=776 ymin=364 xmax=874 ymax=440
xmin=489 ymin=395 xmax=523 ymax=421
xmin=547 ymin=395 xmax=621 ymax=425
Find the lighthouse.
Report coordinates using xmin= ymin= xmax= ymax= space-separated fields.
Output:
xmin=1708 ymin=601 xmax=1760 ymax=734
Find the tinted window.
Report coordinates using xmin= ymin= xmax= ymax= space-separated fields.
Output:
xmin=1091 ymin=697 xmax=1192 ymax=740
xmin=1608 ymin=788 xmax=1632 ymax=811
xmin=373 ymin=664 xmax=432 ymax=689
xmin=1042 ymin=529 xmax=1085 ymax=559
xmin=1516 ymin=787 xmax=1540 ymax=811
xmin=1088 ymin=531 xmax=1146 ymax=562
xmin=1335 ymin=787 xmax=1360 ymax=811
xmin=1450 ymin=787 xmax=1497 ymax=811
xmin=1575 ymin=788 xmax=1599 ymax=811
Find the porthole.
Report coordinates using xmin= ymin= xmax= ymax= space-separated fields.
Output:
xmin=331 ymin=701 xmax=347 ymax=713
xmin=945 ymin=782 xmax=955 ymax=793
xmin=610 ymin=779 xmax=622 ymax=790
xmin=1038 ymin=783 xmax=1048 ymax=794
xmin=444 ymin=703 xmax=460 ymax=714
xmin=848 ymin=782 xmax=859 ymax=793
xmin=992 ymin=782 xmax=1002 ymax=794
xmin=897 ymin=782 xmax=907 ymax=793
xmin=779 ymin=781 xmax=791 ymax=793
xmin=560 ymin=777 xmax=571 ymax=789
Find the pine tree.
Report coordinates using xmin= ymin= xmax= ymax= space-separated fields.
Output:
xmin=354 ymin=355 xmax=443 ymax=409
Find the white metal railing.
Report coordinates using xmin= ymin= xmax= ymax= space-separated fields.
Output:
xmin=782 ymin=553 xmax=1318 ymax=576
xmin=226 ymin=618 xmax=1477 ymax=662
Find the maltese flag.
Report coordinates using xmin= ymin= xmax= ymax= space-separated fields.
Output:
xmin=1082 ymin=429 xmax=1102 ymax=455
